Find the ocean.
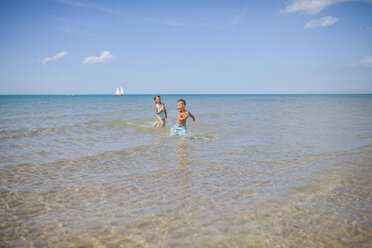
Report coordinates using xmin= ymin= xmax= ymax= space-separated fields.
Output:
xmin=1 ymin=94 xmax=371 ymax=247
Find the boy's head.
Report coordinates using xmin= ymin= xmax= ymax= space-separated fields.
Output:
xmin=154 ymin=95 xmax=161 ymax=103
xmin=177 ymin=99 xmax=186 ymax=110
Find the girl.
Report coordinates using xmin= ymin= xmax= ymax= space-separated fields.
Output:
xmin=153 ymin=95 xmax=167 ymax=127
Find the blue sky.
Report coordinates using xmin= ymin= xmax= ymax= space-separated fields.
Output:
xmin=0 ymin=0 xmax=371 ymax=94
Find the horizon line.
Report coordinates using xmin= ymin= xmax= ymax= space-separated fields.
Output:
xmin=1 ymin=93 xmax=371 ymax=96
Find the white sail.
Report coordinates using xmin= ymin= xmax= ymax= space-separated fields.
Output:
xmin=114 ymin=88 xmax=120 ymax=95
xmin=119 ymin=87 xmax=124 ymax=95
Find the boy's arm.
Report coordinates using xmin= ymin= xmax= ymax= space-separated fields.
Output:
xmin=188 ymin=112 xmax=195 ymax=121
xmin=177 ymin=111 xmax=189 ymax=121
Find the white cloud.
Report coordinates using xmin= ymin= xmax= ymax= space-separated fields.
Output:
xmin=305 ymin=16 xmax=338 ymax=29
xmin=342 ymin=83 xmax=364 ymax=90
xmin=340 ymin=55 xmax=372 ymax=68
xmin=40 ymin=50 xmax=68 ymax=65
xmin=281 ymin=0 xmax=372 ymax=15
xmin=222 ymin=8 xmax=248 ymax=29
xmin=158 ymin=20 xmax=185 ymax=26
xmin=56 ymin=0 xmax=212 ymax=28
xmin=281 ymin=0 xmax=344 ymax=15
xmin=82 ymin=51 xmax=114 ymax=64
xmin=358 ymin=56 xmax=372 ymax=67
xmin=56 ymin=0 xmax=112 ymax=12
xmin=53 ymin=16 xmax=93 ymax=27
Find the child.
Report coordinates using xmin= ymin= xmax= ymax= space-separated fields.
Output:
xmin=173 ymin=99 xmax=195 ymax=136
xmin=153 ymin=95 xmax=167 ymax=127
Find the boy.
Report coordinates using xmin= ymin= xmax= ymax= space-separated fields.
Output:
xmin=173 ymin=99 xmax=195 ymax=136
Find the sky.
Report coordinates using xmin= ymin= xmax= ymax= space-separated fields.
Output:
xmin=0 ymin=0 xmax=371 ymax=94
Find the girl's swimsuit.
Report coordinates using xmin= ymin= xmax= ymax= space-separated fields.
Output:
xmin=173 ymin=124 xmax=187 ymax=136
xmin=157 ymin=105 xmax=166 ymax=119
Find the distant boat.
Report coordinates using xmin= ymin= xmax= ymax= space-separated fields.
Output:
xmin=114 ymin=86 xmax=124 ymax=96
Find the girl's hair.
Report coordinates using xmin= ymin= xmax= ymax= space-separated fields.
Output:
xmin=154 ymin=95 xmax=161 ymax=100
xmin=177 ymin=99 xmax=186 ymax=105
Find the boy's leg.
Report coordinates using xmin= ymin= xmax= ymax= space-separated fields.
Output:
xmin=180 ymin=125 xmax=187 ymax=135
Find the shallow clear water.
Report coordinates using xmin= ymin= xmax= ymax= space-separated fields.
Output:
xmin=1 ymin=94 xmax=371 ymax=247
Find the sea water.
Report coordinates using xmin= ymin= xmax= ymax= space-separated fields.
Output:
xmin=1 ymin=94 xmax=371 ymax=247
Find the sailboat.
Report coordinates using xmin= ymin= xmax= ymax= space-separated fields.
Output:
xmin=114 ymin=86 xmax=124 ymax=96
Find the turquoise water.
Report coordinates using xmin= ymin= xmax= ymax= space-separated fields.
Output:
xmin=1 ymin=94 xmax=371 ymax=247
